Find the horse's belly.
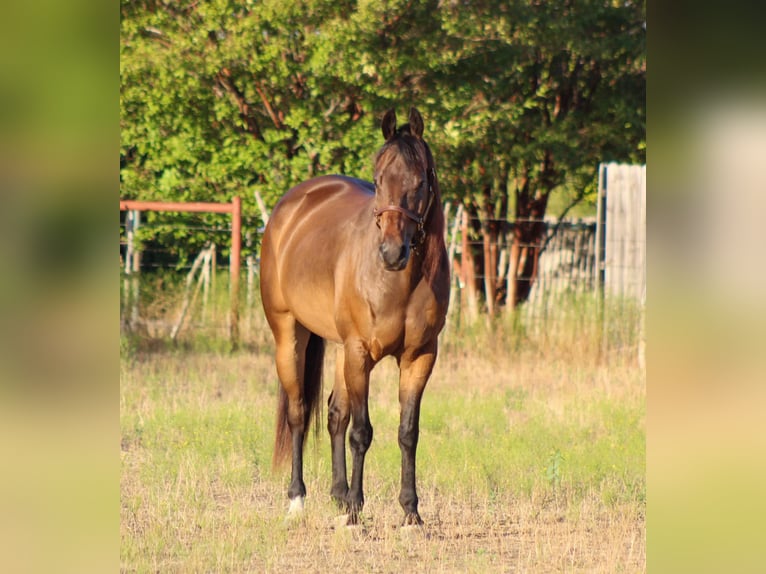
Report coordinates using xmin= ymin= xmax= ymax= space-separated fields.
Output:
xmin=279 ymin=248 xmax=342 ymax=341
xmin=288 ymin=294 xmax=341 ymax=342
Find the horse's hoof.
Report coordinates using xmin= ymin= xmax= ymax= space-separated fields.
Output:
xmin=333 ymin=513 xmax=365 ymax=537
xmin=402 ymin=512 xmax=423 ymax=527
xmin=285 ymin=496 xmax=305 ymax=520
xmin=334 ymin=511 xmax=363 ymax=527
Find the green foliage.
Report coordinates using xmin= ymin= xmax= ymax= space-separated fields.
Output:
xmin=431 ymin=1 xmax=645 ymax=216
xmin=121 ymin=0 xmax=645 ymax=257
xmin=546 ymin=449 xmax=565 ymax=489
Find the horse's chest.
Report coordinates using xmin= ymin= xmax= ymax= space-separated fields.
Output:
xmin=367 ymin=290 xmax=438 ymax=361
xmin=368 ymin=310 xmax=407 ymax=361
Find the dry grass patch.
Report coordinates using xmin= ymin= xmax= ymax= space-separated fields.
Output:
xmin=121 ymin=332 xmax=644 ymax=573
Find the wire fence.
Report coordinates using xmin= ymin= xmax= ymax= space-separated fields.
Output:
xmin=120 ymin=213 xmax=643 ymax=363
xmin=121 ymin=165 xmax=645 ymax=361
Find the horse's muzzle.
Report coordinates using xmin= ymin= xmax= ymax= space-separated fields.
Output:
xmin=379 ymin=241 xmax=410 ymax=271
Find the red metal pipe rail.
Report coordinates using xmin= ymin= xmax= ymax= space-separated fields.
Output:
xmin=120 ymin=198 xmax=242 ymax=349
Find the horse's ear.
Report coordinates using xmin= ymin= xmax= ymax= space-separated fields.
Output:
xmin=408 ymin=107 xmax=424 ymax=138
xmin=381 ymin=109 xmax=397 ymax=140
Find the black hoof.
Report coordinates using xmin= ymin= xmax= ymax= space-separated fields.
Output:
xmin=402 ymin=512 xmax=423 ymax=526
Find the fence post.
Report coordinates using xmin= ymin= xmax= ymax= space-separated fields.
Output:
xmin=596 ymin=164 xmax=608 ymax=360
xmin=230 ymin=196 xmax=242 ymax=351
xmin=595 ymin=164 xmax=607 ymax=295
xmin=124 ymin=209 xmax=141 ymax=328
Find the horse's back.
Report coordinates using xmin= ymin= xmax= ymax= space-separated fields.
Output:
xmin=260 ymin=175 xmax=373 ymax=341
xmin=269 ymin=175 xmax=373 ymax=230
xmin=264 ymin=174 xmax=373 ymax=270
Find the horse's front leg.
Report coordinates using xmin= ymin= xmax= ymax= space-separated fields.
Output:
xmin=327 ymin=345 xmax=350 ymax=508
xmin=343 ymin=339 xmax=373 ymax=524
xmin=397 ymin=343 xmax=438 ymax=526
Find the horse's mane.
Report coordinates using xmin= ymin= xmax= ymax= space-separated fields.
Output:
xmin=420 ymin=141 xmax=447 ymax=292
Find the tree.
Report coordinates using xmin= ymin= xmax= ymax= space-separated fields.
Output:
xmin=121 ymin=0 xmax=376 ymax=258
xmin=120 ymin=0 xmax=645 ymax=308
xmin=427 ymin=0 xmax=645 ymax=309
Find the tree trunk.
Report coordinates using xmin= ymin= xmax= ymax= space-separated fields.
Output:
xmin=507 ymin=161 xmax=552 ymax=308
xmin=481 ymin=223 xmax=496 ymax=315
xmin=460 ymin=207 xmax=480 ymax=322
xmin=509 ymin=216 xmax=545 ymax=306
xmin=479 ymin=175 xmax=509 ymax=315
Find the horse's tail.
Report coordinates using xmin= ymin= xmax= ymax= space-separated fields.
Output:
xmin=273 ymin=333 xmax=325 ymax=469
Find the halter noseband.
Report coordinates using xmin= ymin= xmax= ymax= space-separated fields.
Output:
xmin=372 ymin=168 xmax=435 ymax=247
xmin=372 ymin=204 xmax=425 ymax=225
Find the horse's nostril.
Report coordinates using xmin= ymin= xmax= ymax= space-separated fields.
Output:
xmin=379 ymin=241 xmax=409 ymax=269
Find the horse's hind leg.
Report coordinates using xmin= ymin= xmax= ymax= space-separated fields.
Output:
xmin=327 ymin=344 xmax=350 ymax=508
xmin=272 ymin=313 xmax=311 ymax=515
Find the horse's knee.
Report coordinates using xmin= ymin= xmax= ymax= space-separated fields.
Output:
xmin=328 ymin=411 xmax=349 ymax=436
xmin=327 ymin=393 xmax=350 ymax=436
xmin=349 ymin=421 xmax=373 ymax=454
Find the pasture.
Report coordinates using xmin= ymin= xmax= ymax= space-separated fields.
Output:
xmin=120 ymin=305 xmax=645 ymax=572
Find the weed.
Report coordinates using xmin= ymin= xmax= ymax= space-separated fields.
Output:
xmin=545 ymin=449 xmax=565 ymax=489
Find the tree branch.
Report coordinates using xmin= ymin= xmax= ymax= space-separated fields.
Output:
xmin=254 ymin=82 xmax=283 ymax=130
xmin=215 ymin=69 xmax=264 ymax=141
xmin=140 ymin=27 xmax=172 ymax=48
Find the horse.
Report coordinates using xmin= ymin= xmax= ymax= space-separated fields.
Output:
xmin=260 ymin=107 xmax=450 ymax=526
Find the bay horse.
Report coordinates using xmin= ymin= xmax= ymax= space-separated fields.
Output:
xmin=260 ymin=107 xmax=449 ymax=526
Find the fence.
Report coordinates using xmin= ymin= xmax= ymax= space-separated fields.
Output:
xmin=529 ymin=218 xmax=598 ymax=300
xmin=120 ymin=198 xmax=242 ymax=348
xmin=445 ymin=164 xmax=645 ymax=321
xmin=445 ymin=211 xmax=599 ymax=323
xmin=120 ymin=166 xmax=645 ymax=353
xmin=596 ymin=163 xmax=646 ymax=303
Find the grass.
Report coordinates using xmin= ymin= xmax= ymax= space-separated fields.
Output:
xmin=120 ymin=313 xmax=645 ymax=572
xmin=121 ymin=286 xmax=644 ymax=572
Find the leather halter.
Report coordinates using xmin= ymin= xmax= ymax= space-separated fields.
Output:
xmin=372 ymin=168 xmax=435 ymax=247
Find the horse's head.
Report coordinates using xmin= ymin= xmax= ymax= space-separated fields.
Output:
xmin=373 ymin=107 xmax=435 ymax=271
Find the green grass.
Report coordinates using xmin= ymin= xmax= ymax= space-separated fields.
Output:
xmin=120 ymin=282 xmax=645 ymax=571
xmin=360 ymin=357 xmax=644 ymax=506
xmin=121 ymin=302 xmax=645 ymax=572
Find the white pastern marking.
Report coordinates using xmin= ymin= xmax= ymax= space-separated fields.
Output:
xmin=287 ymin=496 xmax=305 ymax=516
